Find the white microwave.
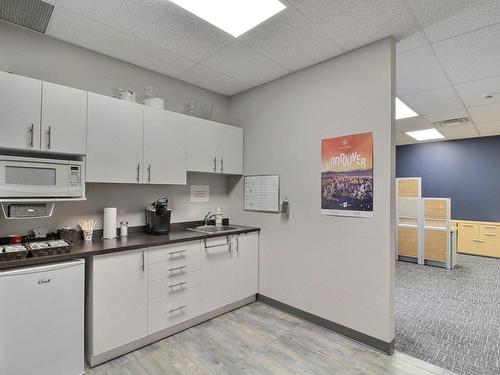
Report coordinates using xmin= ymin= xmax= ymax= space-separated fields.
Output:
xmin=0 ymin=155 xmax=85 ymax=199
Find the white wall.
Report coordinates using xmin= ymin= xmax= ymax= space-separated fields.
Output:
xmin=0 ymin=174 xmax=233 ymax=236
xmin=227 ymin=39 xmax=396 ymax=343
xmin=0 ymin=21 xmax=229 ymax=123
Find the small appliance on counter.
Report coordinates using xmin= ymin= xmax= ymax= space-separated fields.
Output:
xmin=145 ymin=197 xmax=171 ymax=235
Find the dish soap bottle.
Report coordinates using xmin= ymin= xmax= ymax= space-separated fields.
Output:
xmin=215 ymin=207 xmax=223 ymax=227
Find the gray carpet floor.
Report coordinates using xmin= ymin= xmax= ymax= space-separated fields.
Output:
xmin=396 ymin=254 xmax=500 ymax=375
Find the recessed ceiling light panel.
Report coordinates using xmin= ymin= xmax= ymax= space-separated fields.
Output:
xmin=395 ymin=97 xmax=418 ymax=120
xmin=405 ymin=128 xmax=445 ymax=141
xmin=169 ymin=0 xmax=286 ymax=38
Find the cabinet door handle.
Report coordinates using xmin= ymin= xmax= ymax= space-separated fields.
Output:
xmin=169 ymin=281 xmax=187 ymax=289
xmin=141 ymin=251 xmax=145 ymax=271
xmin=147 ymin=164 xmax=151 ymax=183
xmin=136 ymin=163 xmax=140 ymax=182
xmin=169 ymin=250 xmax=187 ymax=256
xmin=168 ymin=305 xmax=186 ymax=313
xmin=169 ymin=265 xmax=187 ymax=272
xmin=28 ymin=124 xmax=34 ymax=148
xmin=220 ymin=157 xmax=224 ymax=173
xmin=47 ymin=126 xmax=52 ymax=150
xmin=213 ymin=157 xmax=217 ymax=172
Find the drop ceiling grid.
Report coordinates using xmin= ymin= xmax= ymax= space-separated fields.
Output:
xmin=398 ymin=0 xmax=483 ymax=138
xmin=43 ymin=0 xmax=500 ymax=139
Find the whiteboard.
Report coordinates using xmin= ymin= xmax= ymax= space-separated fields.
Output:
xmin=244 ymin=175 xmax=280 ymax=213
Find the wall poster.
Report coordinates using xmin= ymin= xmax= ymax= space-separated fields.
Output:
xmin=321 ymin=132 xmax=373 ymax=217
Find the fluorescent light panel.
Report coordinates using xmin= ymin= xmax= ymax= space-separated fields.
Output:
xmin=405 ymin=128 xmax=445 ymax=141
xmin=396 ymin=97 xmax=418 ymax=120
xmin=169 ymin=0 xmax=286 ymax=37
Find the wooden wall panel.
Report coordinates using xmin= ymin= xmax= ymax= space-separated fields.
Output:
xmin=424 ymin=230 xmax=447 ymax=262
xmin=398 ymin=179 xmax=419 ymax=198
xmin=424 ymin=199 xmax=448 ymax=220
xmin=398 ymin=227 xmax=418 ymax=257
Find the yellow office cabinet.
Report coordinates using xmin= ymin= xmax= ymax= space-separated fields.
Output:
xmin=457 ymin=220 xmax=500 ymax=258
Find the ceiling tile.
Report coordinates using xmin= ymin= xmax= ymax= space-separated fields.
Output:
xmin=475 ymin=121 xmax=500 ymax=136
xmin=421 ymin=108 xmax=469 ymax=123
xmin=55 ymin=0 xmax=234 ymax=62
xmin=239 ymin=7 xmax=344 ymax=71
xmin=406 ymin=0 xmax=500 ymax=42
xmin=395 ymin=129 xmax=416 ymax=145
xmin=455 ymin=76 xmax=500 ymax=107
xmin=202 ymin=42 xmax=290 ymax=86
xmin=468 ymin=102 xmax=500 ymax=123
xmin=46 ymin=6 xmax=194 ymax=77
xmin=396 ymin=32 xmax=428 ymax=55
xmin=396 ymin=116 xmax=432 ymax=132
xmin=433 ymin=23 xmax=500 ymax=84
xmin=400 ymin=86 xmax=464 ymax=115
xmin=295 ymin=0 xmax=420 ymax=51
xmin=177 ymin=64 xmax=250 ymax=96
xmin=437 ymin=124 xmax=479 ymax=139
xmin=396 ymin=46 xmax=451 ymax=95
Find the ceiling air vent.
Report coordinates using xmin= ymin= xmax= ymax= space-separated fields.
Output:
xmin=0 ymin=0 xmax=54 ymax=33
xmin=433 ymin=117 xmax=469 ymax=128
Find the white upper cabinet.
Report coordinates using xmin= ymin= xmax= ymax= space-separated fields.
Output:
xmin=143 ymin=107 xmax=187 ymax=185
xmin=41 ymin=81 xmax=87 ymax=154
xmin=218 ymin=124 xmax=243 ymax=175
xmin=0 ymin=71 xmax=42 ymax=151
xmin=187 ymin=117 xmax=220 ymax=173
xmin=187 ymin=117 xmax=243 ymax=175
xmin=87 ymin=92 xmax=144 ymax=183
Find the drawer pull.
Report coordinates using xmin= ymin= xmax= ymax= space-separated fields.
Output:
xmin=484 ymin=226 xmax=497 ymax=229
xmin=169 ymin=250 xmax=187 ymax=256
xmin=169 ymin=265 xmax=187 ymax=272
xmin=169 ymin=281 xmax=187 ymax=289
xmin=473 ymin=239 xmax=485 ymax=243
xmin=169 ymin=305 xmax=186 ymax=313
xmin=462 ymin=224 xmax=474 ymax=227
xmin=484 ymin=233 xmax=497 ymax=237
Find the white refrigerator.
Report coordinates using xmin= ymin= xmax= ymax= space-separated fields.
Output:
xmin=0 ymin=259 xmax=85 ymax=375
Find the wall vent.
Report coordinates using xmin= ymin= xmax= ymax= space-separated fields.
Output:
xmin=433 ymin=117 xmax=469 ymax=128
xmin=0 ymin=0 xmax=54 ymax=33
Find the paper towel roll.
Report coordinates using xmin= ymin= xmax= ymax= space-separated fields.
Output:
xmin=103 ymin=207 xmax=117 ymax=239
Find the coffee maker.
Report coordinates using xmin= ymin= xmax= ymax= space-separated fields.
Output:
xmin=145 ymin=197 xmax=171 ymax=235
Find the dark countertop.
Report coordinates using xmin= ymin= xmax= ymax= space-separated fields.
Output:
xmin=0 ymin=224 xmax=260 ymax=270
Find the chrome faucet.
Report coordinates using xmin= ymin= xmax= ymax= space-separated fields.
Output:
xmin=203 ymin=211 xmax=217 ymax=226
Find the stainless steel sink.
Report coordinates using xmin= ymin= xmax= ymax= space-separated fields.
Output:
xmin=187 ymin=225 xmax=239 ymax=234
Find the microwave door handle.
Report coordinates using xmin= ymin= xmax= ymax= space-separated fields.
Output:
xmin=28 ymin=124 xmax=34 ymax=148
xmin=47 ymin=126 xmax=52 ymax=150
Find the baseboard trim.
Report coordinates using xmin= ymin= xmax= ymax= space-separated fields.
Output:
xmin=257 ymin=294 xmax=394 ymax=355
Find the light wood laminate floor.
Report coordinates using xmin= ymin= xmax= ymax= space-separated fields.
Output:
xmin=86 ymin=302 xmax=455 ymax=375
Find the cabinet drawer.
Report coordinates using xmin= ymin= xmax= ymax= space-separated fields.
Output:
xmin=148 ymin=285 xmax=200 ymax=334
xmin=148 ymin=270 xmax=201 ymax=299
xmin=148 ymin=255 xmax=200 ymax=281
xmin=148 ymin=241 xmax=201 ymax=265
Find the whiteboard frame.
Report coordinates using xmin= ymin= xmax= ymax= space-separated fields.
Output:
xmin=243 ymin=174 xmax=280 ymax=213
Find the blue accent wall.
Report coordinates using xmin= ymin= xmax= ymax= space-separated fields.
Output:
xmin=396 ymin=135 xmax=500 ymax=222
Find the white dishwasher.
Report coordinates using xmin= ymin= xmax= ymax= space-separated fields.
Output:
xmin=0 ymin=259 xmax=85 ymax=375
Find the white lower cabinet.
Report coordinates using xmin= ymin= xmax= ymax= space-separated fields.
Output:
xmin=201 ymin=236 xmax=236 ymax=314
xmin=88 ymin=249 xmax=147 ymax=357
xmin=87 ymin=233 xmax=258 ymax=366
